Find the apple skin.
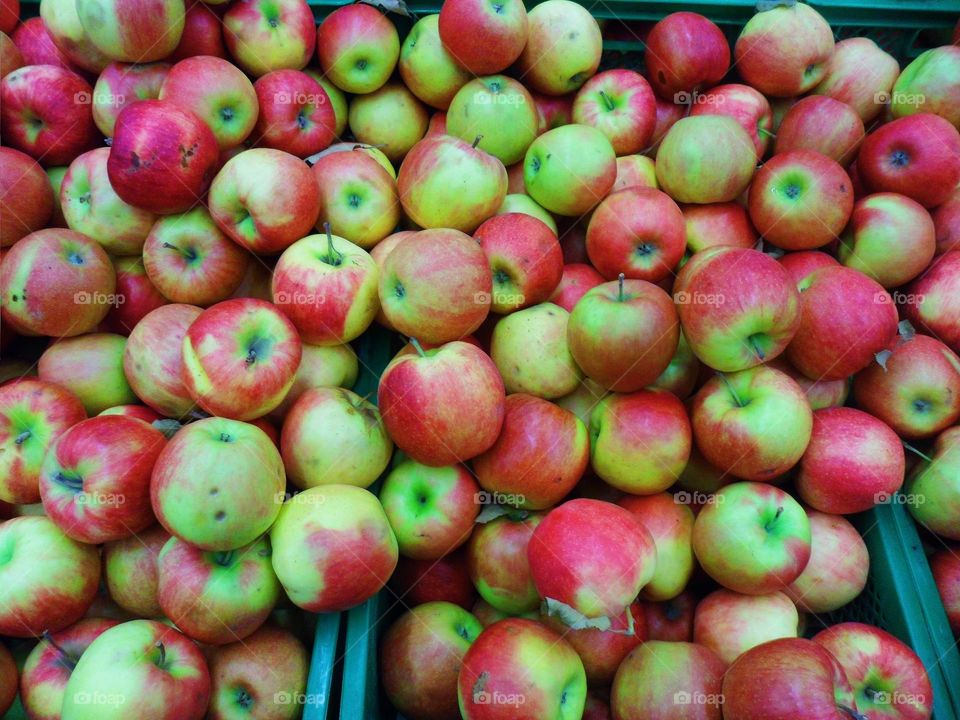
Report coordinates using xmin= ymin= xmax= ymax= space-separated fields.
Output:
xmin=748 ymin=150 xmax=854 ymax=251
xmin=0 ymin=65 xmax=98 ymax=166
xmin=39 ymin=0 xmax=113 ymax=73
xmin=92 ymin=61 xmax=169 ymax=138
xmin=102 ymin=256 xmax=168 ymax=334
xmin=167 ymin=1 xmax=227 ymax=63
xmin=103 ymin=524 xmax=169 ymax=617
xmin=614 ymin=154 xmax=657 ymax=192
xmin=448 ymin=75 xmax=538 ymax=166
xmin=649 ymin=96 xmax=685 ymax=152
xmin=734 ymin=2 xmax=834 ymax=97
xmin=689 ymin=83 xmax=773 ymax=159
xmin=310 ymin=149 xmax=400 ymax=249
xmin=533 ymin=92 xmax=573 ymax=132
xmin=0 ymin=515 xmax=101 ymax=637
xmin=157 ymin=534 xmax=280 ymax=645
xmin=281 ymin=387 xmax=392 ymax=489
xmin=317 ymin=3 xmax=398 ymax=93
xmin=160 ymin=56 xmax=258 ymax=150
xmin=784 ymin=510 xmax=868 ymax=613
xmin=644 ymin=12 xmax=729 ymax=100
xmin=468 ymin=511 xmax=543 ymax=614
xmin=642 ymin=591 xmax=696 ymax=641
xmin=892 ymin=46 xmax=960 ymax=129
xmin=381 ymin=602 xmax=483 ymax=720
xmin=722 ymin=637 xmax=860 ymax=720
xmin=438 ymin=0 xmax=526 ymax=76
xmin=270 ymin=484 xmax=398 ymax=612
xmin=348 ymin=81 xmax=430 ymax=163
xmin=675 ymin=246 xmax=801 ymax=372
xmin=11 ymin=17 xmax=77 ymax=70
xmin=549 ymin=263 xmax=604 ymax=313
xmin=611 ymin=640 xmax=725 ymax=720
xmin=379 ymin=229 xmax=491 ymax=344
xmin=62 ymin=619 xmax=210 ymax=720
xmin=208 ymin=147 xmax=321 ymax=254
xmin=930 ymin=549 xmax=960 ymax=636
xmin=39 ymin=414 xmax=165 ymax=544
xmin=182 ymin=297 xmax=302 ymax=420
xmin=20 ymin=618 xmax=120 ymax=720
xmin=399 ymin=14 xmax=470 ymax=110
xmin=586 ymin=187 xmax=685 ymax=282
xmin=399 ymin=134 xmax=508 ymax=232
xmin=934 ymin=188 xmax=960 ymax=255
xmin=39 ymin=334 xmax=137 ymax=414
xmin=812 ymin=37 xmax=900 ymax=122
xmin=838 ymin=192 xmax=935 ymax=288
xmin=379 ymin=341 xmax=505 ymax=467
xmin=692 ymin=365 xmax=812 ymax=482
xmin=458 ymin=618 xmax=587 ymax=720
xmin=572 ymin=69 xmax=656 ymax=155
xmin=253 ymin=69 xmax=336 ymax=158
xmin=775 ymin=95 xmax=865 ymax=165
xmin=0 ymin=379 xmax=87 ymax=505
xmin=767 ymin=356 xmax=850 ymax=411
xmin=568 ymin=277 xmax=680 ymax=391
xmin=524 ymin=124 xmax=616 ymax=216
xmin=904 ymin=426 xmax=960 ymax=541
xmin=858 ymin=113 xmax=960 ymax=208
xmin=649 ymin=331 xmax=701 ymax=399
xmin=904 ymin=252 xmax=960 ymax=353
xmin=620 ymin=493 xmax=694 ymax=601
xmin=475 ymin=213 xmax=562 ymax=314
xmin=693 ymin=589 xmax=798 ymax=665
xmin=682 ymin=202 xmax=757 ymax=255
xmin=269 ymin=342 xmax=358 ymax=420
xmin=151 ymin=416 xmax=285 ymax=550
xmin=591 ymin=390 xmax=691 ymax=497
xmin=75 ymin=0 xmax=184 ymax=62
xmin=654 ymin=116 xmax=757 ymax=204
xmin=497 ymin=193 xmax=557 ymax=234
xmin=0 ymin=147 xmax=54 ymax=246
xmin=692 ymin=481 xmax=812 ymax=595
xmin=108 ymin=100 xmax=219 ymax=215
xmin=517 ymin=0 xmax=601 ymax=96
xmin=389 ymin=550 xmax=475 ymax=610
xmin=814 ymin=623 xmax=934 ymax=720
xmin=778 ymin=249 xmax=839 ymax=286
xmin=787 ymin=265 xmax=899 ymax=381
xmin=529 ymin=498 xmax=656 ymax=619
xmin=854 ymin=334 xmax=960 ymax=440
xmin=223 ymin=0 xmax=314 ymax=77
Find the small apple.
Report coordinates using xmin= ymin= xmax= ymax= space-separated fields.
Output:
xmin=399 ymin=14 xmax=470 ymax=110
xmin=933 ymin=188 xmax=960 ymax=254
xmin=38 ymin=0 xmax=112 ymax=73
xmin=269 ymin=342 xmax=359 ymax=420
xmin=613 ymin=154 xmax=658 ymax=192
xmin=0 ymin=147 xmax=54 ymax=247
xmin=167 ymin=1 xmax=226 ymax=62
xmin=649 ymin=331 xmax=701 ymax=399
xmin=642 ymin=591 xmax=696 ymax=641
xmin=316 ymin=3 xmax=398 ymax=93
xmin=688 ymin=83 xmax=773 ymax=159
xmin=549 ymin=263 xmax=604 ymax=313
xmin=682 ymin=202 xmax=757 ymax=254
xmin=903 ymin=252 xmax=960 ymax=354
xmin=447 ymin=75 xmax=538 ymax=166
xmin=572 ymin=69 xmax=656 ymax=155
xmin=11 ymin=16 xmax=77 ymax=70
xmin=92 ymin=61 xmax=169 ymax=138
xmin=467 ymin=511 xmax=543 ymax=614
xmin=253 ymin=69 xmax=336 ymax=158
xmin=348 ymin=82 xmax=429 ymax=163
xmin=930 ymin=549 xmax=960 ymax=637
xmin=904 ymin=426 xmax=960 ymax=541
xmin=891 ymin=46 xmax=960 ymax=129
xmin=102 ymin=256 xmax=168 ymax=334
xmin=620 ymin=493 xmax=695 ymax=601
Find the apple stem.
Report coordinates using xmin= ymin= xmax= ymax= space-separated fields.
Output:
xmin=323 ymin=222 xmax=343 ymax=266
xmin=13 ymin=430 xmax=30 ymax=445
xmin=155 ymin=641 xmax=166 ymax=668
xmin=214 ymin=550 xmax=234 ymax=567
xmin=472 ymin=135 xmax=483 ymax=149
xmin=902 ymin=441 xmax=933 ymax=463
xmin=838 ymin=705 xmax=869 ymax=720
xmin=410 ymin=338 xmax=427 ymax=357
xmin=42 ymin=631 xmax=77 ymax=671
xmin=758 ymin=127 xmax=777 ymax=139
xmin=599 ymin=90 xmax=615 ymax=112
xmin=618 ymin=273 xmax=625 ymax=302
xmin=749 ymin=336 xmax=766 ymax=361
xmin=715 ymin=372 xmax=745 ymax=408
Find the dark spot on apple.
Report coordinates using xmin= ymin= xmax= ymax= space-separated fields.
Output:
xmin=530 ymin=156 xmax=541 ymax=173
xmin=78 ymin=192 xmax=91 ymax=205
xmin=130 ymin=152 xmax=141 ymax=169
xmin=10 ymin=294 xmax=17 ymax=302
xmin=890 ymin=149 xmax=909 ymax=167
xmin=840 ymin=184 xmax=847 ymax=192
xmin=210 ymin=487 xmax=219 ymax=496
xmin=67 ymin=252 xmax=85 ymax=265
xmin=215 ymin=510 xmax=226 ymax=521
xmin=567 ymin=31 xmax=577 ymax=39
xmin=657 ymin=70 xmax=666 ymax=85
xmin=179 ymin=143 xmax=198 ymax=169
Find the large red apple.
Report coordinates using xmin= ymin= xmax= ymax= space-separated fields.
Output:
xmin=644 ymin=11 xmax=729 ymax=100
xmin=438 ymin=0 xmax=526 ymax=75
xmin=0 ymin=146 xmax=54 ymax=247
xmin=775 ymin=95 xmax=865 ymax=165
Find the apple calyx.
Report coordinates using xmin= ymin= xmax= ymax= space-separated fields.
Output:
xmin=42 ymin=630 xmax=78 ymax=671
xmin=236 ymin=688 xmax=254 ymax=709
xmin=716 ymin=372 xmax=747 ymax=408
xmin=409 ymin=338 xmax=427 ymax=358
xmin=13 ymin=430 xmax=31 ymax=445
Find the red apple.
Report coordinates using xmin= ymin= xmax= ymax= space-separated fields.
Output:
xmin=689 ymin=83 xmax=773 ymax=159
xmin=102 ymin=256 xmax=169 ymax=335
xmin=103 ymin=524 xmax=168 ymax=617
xmin=316 ymin=3 xmax=399 ymax=93
xmin=167 ymin=1 xmax=226 ymax=62
xmin=930 ymin=549 xmax=960 ymax=637
xmin=533 ymin=91 xmax=573 ymax=133
xmin=572 ymin=69 xmax=656 ymax=155
xmin=253 ymin=69 xmax=336 ymax=157
xmin=223 ymin=0 xmax=315 ymax=77
xmin=811 ymin=37 xmax=900 ymax=122
xmin=934 ymin=188 xmax=960 ymax=254
xmin=391 ymin=550 xmax=476 ymax=610
xmin=778 ymin=250 xmax=839 ymax=286
xmin=694 ymin=589 xmax=799 ymax=665
xmin=468 ymin=511 xmax=543 ymax=614
xmin=11 ymin=17 xmax=76 ymax=69
xmin=766 ymin=355 xmax=850 ymax=410
xmin=92 ymin=61 xmax=170 ymax=138
xmin=904 ymin=252 xmax=960 ymax=353
xmin=613 ymin=154 xmax=657 ymax=192
xmin=0 ymin=146 xmax=54 ymax=247
xmin=38 ymin=333 xmax=136 ymax=414
xmin=775 ymin=95 xmax=865 ymax=165
xmin=642 ymin=591 xmax=696 ymax=642
xmin=644 ymin=12 xmax=729 ymax=100
xmin=682 ymin=202 xmax=757 ymax=254
xmin=549 ymin=263 xmax=604 ymax=313
xmin=438 ymin=0 xmax=526 ymax=75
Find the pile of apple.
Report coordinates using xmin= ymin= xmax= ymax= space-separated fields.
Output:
xmin=1 ymin=0 xmax=960 ymax=716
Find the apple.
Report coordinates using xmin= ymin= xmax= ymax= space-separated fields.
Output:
xmin=316 ymin=3 xmax=398 ymax=93
xmin=124 ymin=303 xmax=202 ymax=417
xmin=39 ymin=334 xmax=137 ymax=414
xmin=693 ymin=589 xmax=799 ymax=665
xmin=269 ymin=342 xmax=358 ymax=420
xmin=775 ymin=95 xmax=865 ymax=165
xmin=655 ymin=116 xmax=756 ymax=203
xmin=0 ymin=379 xmax=86 ymax=505
xmin=427 ymin=110 xmax=447 ymax=136
xmin=310 ymin=148 xmax=399 ymax=249
xmin=159 ymin=56 xmax=257 ymax=150
xmin=11 ymin=17 xmax=77 ymax=70
xmin=790 ymin=266 xmax=900 ymax=384
xmin=549 ymin=263 xmax=604 ymax=313
xmin=382 ymin=602 xmax=482 ymax=720
xmin=934 ymin=188 xmax=960 ymax=254
xmin=814 ymin=623 xmax=934 ymax=720
xmin=722 ymin=638 xmax=860 ymax=719
xmin=524 ymin=124 xmax=616 ymax=216
xmin=904 ymin=252 xmax=960 ymax=353
xmin=784 ymin=510 xmax=869 ymax=613
xmin=151 ymin=416 xmax=285 ymax=550
xmin=157 ymin=534 xmax=280 ymax=645
xmin=892 ymin=46 xmax=960 ymax=129
xmin=644 ymin=12 xmax=729 ymax=100
xmin=438 ymin=0 xmax=526 ymax=75
xmin=614 ymin=154 xmax=658 ymax=192
xmin=398 ymin=14 xmax=470 ymax=109
xmin=568 ymin=276 xmax=679 ymax=391
xmin=379 ymin=340 xmax=505 ymax=466
xmin=102 ymin=256 xmax=168 ymax=334
xmin=167 ymin=1 xmax=226 ymax=62
xmin=650 ymin=331 xmax=701 ymax=399
xmin=0 ymin=65 xmax=98 ymax=165
xmin=619 ymin=493 xmax=694 ymax=600
xmin=642 ymin=591 xmax=696 ymax=641
xmin=734 ymin=2 xmax=834 ymax=97
xmin=611 ymin=641 xmax=725 ymax=720
xmin=572 ymin=69 xmax=656 ymax=155
xmin=497 ymin=193 xmax=557 ymax=233
xmin=447 ymin=76 xmax=537 ymax=167
xmin=270 ymin=484 xmax=398 ymax=611
xmin=812 ymin=37 xmax=900 ymax=121
xmin=838 ymin=192 xmax=936 ymax=287
xmin=0 ymin=515 xmax=100 ymax=636
xmin=347 ymin=82 xmax=429 ymax=163
xmin=398 ymin=134 xmax=508 ymax=232
xmin=108 ymin=100 xmax=219 ymax=215
xmin=904 ymin=426 xmax=960 ymax=541
xmin=39 ymin=414 xmax=164 ymax=543
xmin=467 ymin=510 xmax=544 ymax=614
xmin=253 ymin=69 xmax=336 ymax=157
xmin=858 ymin=113 xmax=960 ymax=208
xmin=748 ymin=150 xmax=854 ymax=251
xmin=0 ymin=147 xmax=54 ymax=247
xmin=91 ymin=61 xmax=170 ymax=138
xmin=688 ymin=83 xmax=774 ymax=159
xmin=517 ymin=0 xmax=601 ymax=96
xmin=530 ymin=498 xmax=656 ymax=620
xmin=648 ymin=96 xmax=685 ymax=152
xmin=62 ymin=620 xmax=210 ymax=720
xmin=586 ymin=187 xmax=685 ymax=282
xmin=930 ymin=549 xmax=960 ymax=636
xmin=533 ymin=92 xmax=573 ymax=132
xmin=223 ymin=0 xmax=314 ymax=77
xmin=38 ymin=0 xmax=112 ymax=73
xmin=682 ymin=202 xmax=757 ymax=255
xmin=693 ymin=481 xmax=812 ymax=595
xmin=209 ymin=147 xmax=320 ymax=254
xmin=103 ymin=524 xmax=169 ymax=617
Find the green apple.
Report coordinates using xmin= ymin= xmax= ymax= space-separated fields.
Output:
xmin=524 ymin=124 xmax=616 ymax=216
xmin=398 ymin=14 xmax=470 ymax=110
xmin=447 ymin=76 xmax=538 ymax=166
xmin=38 ymin=333 xmax=136 ymax=414
xmin=348 ymin=83 xmax=429 ymax=164
xmin=496 ymin=194 xmax=557 ymax=233
xmin=905 ymin=426 xmax=960 ymax=540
